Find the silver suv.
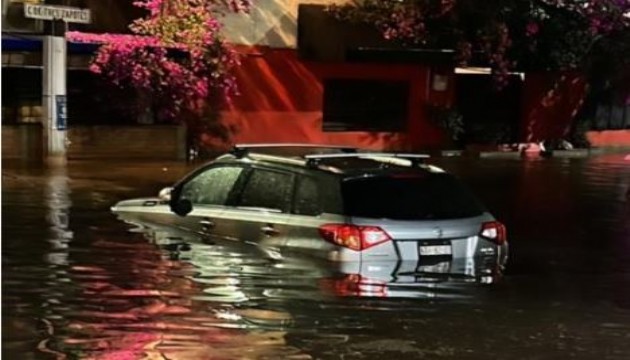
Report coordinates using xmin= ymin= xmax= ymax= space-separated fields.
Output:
xmin=112 ymin=144 xmax=508 ymax=277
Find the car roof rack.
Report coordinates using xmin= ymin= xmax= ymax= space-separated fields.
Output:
xmin=230 ymin=143 xmax=358 ymax=158
xmin=304 ymin=152 xmax=430 ymax=168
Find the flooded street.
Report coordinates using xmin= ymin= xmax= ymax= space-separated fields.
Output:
xmin=3 ymin=155 xmax=630 ymax=360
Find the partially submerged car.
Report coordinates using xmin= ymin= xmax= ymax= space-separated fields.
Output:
xmin=112 ymin=144 xmax=508 ymax=277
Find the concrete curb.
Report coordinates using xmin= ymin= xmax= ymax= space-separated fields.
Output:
xmin=432 ymin=147 xmax=629 ymax=159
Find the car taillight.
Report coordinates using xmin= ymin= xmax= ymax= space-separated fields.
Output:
xmin=319 ymin=224 xmax=391 ymax=251
xmin=480 ymin=221 xmax=507 ymax=245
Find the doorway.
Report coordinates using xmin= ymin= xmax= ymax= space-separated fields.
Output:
xmin=455 ymin=73 xmax=523 ymax=145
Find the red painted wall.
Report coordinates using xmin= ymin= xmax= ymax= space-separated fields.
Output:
xmin=587 ymin=130 xmax=630 ymax=147
xmin=208 ymin=48 xmax=602 ymax=150
xmin=206 ymin=47 xmax=450 ymax=151
xmin=520 ymin=72 xmax=588 ymax=142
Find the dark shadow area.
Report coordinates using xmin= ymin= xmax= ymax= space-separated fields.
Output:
xmin=455 ymin=74 xmax=522 ymax=145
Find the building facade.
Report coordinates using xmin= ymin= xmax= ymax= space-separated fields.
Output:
xmin=2 ymin=0 xmax=187 ymax=160
xmin=3 ymin=0 xmax=628 ymax=160
xmin=214 ymin=0 xmax=454 ymax=151
xmin=215 ymin=0 xmax=629 ymax=150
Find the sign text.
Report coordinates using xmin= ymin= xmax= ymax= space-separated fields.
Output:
xmin=24 ymin=4 xmax=91 ymax=24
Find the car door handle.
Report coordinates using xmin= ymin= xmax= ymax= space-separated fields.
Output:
xmin=200 ymin=219 xmax=215 ymax=229
xmin=261 ymin=225 xmax=279 ymax=236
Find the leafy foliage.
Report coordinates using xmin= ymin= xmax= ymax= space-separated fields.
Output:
xmin=67 ymin=0 xmax=252 ymax=129
xmin=329 ymin=0 xmax=630 ymax=88
xmin=426 ymin=104 xmax=464 ymax=142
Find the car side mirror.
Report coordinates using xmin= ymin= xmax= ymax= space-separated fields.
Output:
xmin=158 ymin=187 xmax=172 ymax=202
xmin=170 ymin=198 xmax=193 ymax=217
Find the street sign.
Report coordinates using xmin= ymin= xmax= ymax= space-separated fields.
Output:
xmin=55 ymin=95 xmax=67 ymax=131
xmin=24 ymin=3 xmax=91 ymax=24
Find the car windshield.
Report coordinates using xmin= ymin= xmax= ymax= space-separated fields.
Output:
xmin=341 ymin=173 xmax=486 ymax=220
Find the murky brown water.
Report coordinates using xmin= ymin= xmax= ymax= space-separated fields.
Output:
xmin=3 ymin=155 xmax=630 ymax=359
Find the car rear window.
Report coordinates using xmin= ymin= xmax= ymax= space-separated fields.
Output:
xmin=341 ymin=173 xmax=486 ymax=220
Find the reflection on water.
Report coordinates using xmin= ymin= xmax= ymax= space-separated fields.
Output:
xmin=45 ymin=166 xmax=73 ymax=266
xmin=3 ymin=155 xmax=630 ymax=359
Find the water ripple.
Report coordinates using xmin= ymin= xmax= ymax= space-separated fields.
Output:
xmin=4 ymin=157 xmax=630 ymax=359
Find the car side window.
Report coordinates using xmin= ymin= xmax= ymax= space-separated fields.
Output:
xmin=181 ymin=166 xmax=244 ymax=205
xmin=294 ymin=176 xmax=321 ymax=216
xmin=237 ymin=169 xmax=294 ymax=212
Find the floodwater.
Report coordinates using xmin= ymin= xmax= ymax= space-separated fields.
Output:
xmin=2 ymin=155 xmax=630 ymax=360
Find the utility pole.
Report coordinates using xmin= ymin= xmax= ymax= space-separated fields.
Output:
xmin=23 ymin=2 xmax=91 ymax=162
xmin=43 ymin=18 xmax=67 ymax=160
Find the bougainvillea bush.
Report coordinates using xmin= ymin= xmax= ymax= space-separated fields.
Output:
xmin=330 ymin=0 xmax=630 ymax=88
xmin=67 ymin=0 xmax=251 ymax=140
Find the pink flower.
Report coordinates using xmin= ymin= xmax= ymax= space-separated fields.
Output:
xmin=88 ymin=63 xmax=101 ymax=74
xmin=66 ymin=0 xmax=250 ymax=124
xmin=526 ymin=22 xmax=539 ymax=37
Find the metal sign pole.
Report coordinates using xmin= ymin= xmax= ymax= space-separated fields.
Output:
xmin=42 ymin=21 xmax=67 ymax=160
xmin=25 ymin=3 xmax=91 ymax=162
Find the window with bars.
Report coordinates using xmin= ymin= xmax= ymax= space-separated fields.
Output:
xmin=592 ymin=96 xmax=630 ymax=130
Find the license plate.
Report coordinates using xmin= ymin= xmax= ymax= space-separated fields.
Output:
xmin=419 ymin=245 xmax=452 ymax=256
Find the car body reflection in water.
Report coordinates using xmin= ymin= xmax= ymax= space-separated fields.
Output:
xmin=55 ymin=215 xmax=499 ymax=359
xmin=58 ymin=225 xmax=310 ymax=360
xmin=5 ymin=155 xmax=630 ymax=360
xmin=122 ymin=215 xmax=502 ymax=303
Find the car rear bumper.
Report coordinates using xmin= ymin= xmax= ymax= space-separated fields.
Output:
xmin=325 ymin=236 xmax=507 ymax=266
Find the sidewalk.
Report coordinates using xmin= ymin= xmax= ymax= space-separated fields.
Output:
xmin=434 ymin=146 xmax=630 ymax=160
